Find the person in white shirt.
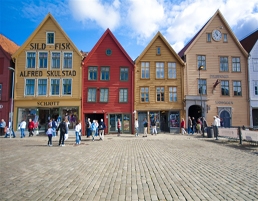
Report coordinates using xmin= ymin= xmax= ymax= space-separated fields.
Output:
xmin=19 ymin=120 xmax=27 ymax=138
xmin=46 ymin=125 xmax=53 ymax=146
xmin=75 ymin=120 xmax=81 ymax=145
xmin=212 ymin=116 xmax=220 ymax=140
xmin=135 ymin=118 xmax=139 ymax=137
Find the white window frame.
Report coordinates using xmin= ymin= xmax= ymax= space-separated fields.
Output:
xmin=63 ymin=51 xmax=73 ymax=69
xmin=50 ymin=78 xmax=60 ymax=96
xmin=62 ymin=78 xmax=72 ymax=96
xmin=37 ymin=78 xmax=48 ymax=96
xmin=46 ymin=32 xmax=55 ymax=45
xmin=24 ymin=78 xmax=35 ymax=96
xmin=51 ymin=51 xmax=61 ymax=69
xmin=168 ymin=62 xmax=176 ymax=79
xmin=169 ymin=87 xmax=177 ymax=102
xmin=38 ymin=51 xmax=48 ymax=69
xmin=26 ymin=51 xmax=36 ymax=69
xmin=254 ymin=80 xmax=258 ymax=96
xmin=100 ymin=88 xmax=109 ymax=102
xmin=88 ymin=88 xmax=97 ymax=102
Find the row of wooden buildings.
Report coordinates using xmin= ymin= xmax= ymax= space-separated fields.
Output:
xmin=1 ymin=9 xmax=257 ymax=134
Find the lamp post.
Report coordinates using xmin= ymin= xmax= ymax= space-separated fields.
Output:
xmin=8 ymin=67 xmax=15 ymax=138
xmin=198 ymin=65 xmax=204 ymax=137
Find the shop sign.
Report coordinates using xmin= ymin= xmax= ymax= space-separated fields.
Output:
xmin=20 ymin=70 xmax=76 ymax=77
xmin=210 ymin=75 xmax=229 ymax=78
xmin=37 ymin=101 xmax=59 ymax=106
xmin=30 ymin=43 xmax=70 ymax=50
xmin=215 ymin=101 xmax=233 ymax=104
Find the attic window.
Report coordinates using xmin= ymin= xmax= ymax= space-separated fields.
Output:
xmin=106 ymin=49 xmax=112 ymax=56
xmin=46 ymin=32 xmax=55 ymax=45
xmin=206 ymin=33 xmax=211 ymax=42
xmin=156 ymin=47 xmax=161 ymax=55
xmin=223 ymin=34 xmax=228 ymax=42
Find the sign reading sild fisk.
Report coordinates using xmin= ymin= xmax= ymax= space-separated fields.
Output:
xmin=20 ymin=70 xmax=76 ymax=77
xmin=30 ymin=43 xmax=71 ymax=50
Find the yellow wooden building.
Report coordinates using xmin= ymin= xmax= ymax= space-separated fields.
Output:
xmin=178 ymin=10 xmax=249 ymax=128
xmin=12 ymin=13 xmax=82 ymax=131
xmin=135 ymin=32 xmax=185 ymax=133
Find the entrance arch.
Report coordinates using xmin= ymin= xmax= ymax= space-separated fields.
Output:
xmin=220 ymin=110 xmax=231 ymax=127
xmin=188 ymin=105 xmax=202 ymax=120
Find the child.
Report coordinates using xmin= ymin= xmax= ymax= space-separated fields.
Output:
xmin=46 ymin=125 xmax=53 ymax=146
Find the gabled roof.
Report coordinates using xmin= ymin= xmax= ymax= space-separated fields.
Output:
xmin=240 ymin=29 xmax=258 ymax=53
xmin=83 ymin=28 xmax=134 ymax=65
xmin=0 ymin=34 xmax=19 ymax=59
xmin=135 ymin=31 xmax=185 ymax=66
xmin=178 ymin=9 xmax=248 ymax=58
xmin=12 ymin=13 xmax=82 ymax=59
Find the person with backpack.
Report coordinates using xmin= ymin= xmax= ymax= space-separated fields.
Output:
xmin=98 ymin=119 xmax=106 ymax=140
xmin=52 ymin=118 xmax=57 ymax=137
xmin=57 ymin=117 xmax=68 ymax=146
xmin=151 ymin=117 xmax=157 ymax=135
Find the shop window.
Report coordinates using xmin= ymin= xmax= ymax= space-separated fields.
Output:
xmin=38 ymin=79 xmax=47 ymax=96
xmin=26 ymin=52 xmax=36 ymax=68
xmin=100 ymin=67 xmax=109 ymax=80
xmin=123 ymin=115 xmax=130 ymax=132
xmin=150 ymin=112 xmax=160 ymax=130
xmin=169 ymin=87 xmax=177 ymax=102
xmin=63 ymin=52 xmax=72 ymax=69
xmin=119 ymin=88 xmax=128 ymax=102
xmin=88 ymin=67 xmax=97 ymax=80
xmin=51 ymin=52 xmax=60 ymax=69
xmin=46 ymin=32 xmax=55 ymax=45
xmin=109 ymin=114 xmax=122 ymax=132
xmin=140 ymin=87 xmax=149 ymax=102
xmin=156 ymin=62 xmax=164 ymax=79
xmin=156 ymin=87 xmax=164 ymax=101
xmin=25 ymin=79 xmax=35 ymax=96
xmin=100 ymin=88 xmax=108 ymax=102
xmin=120 ymin=67 xmax=128 ymax=81
xmin=141 ymin=62 xmax=150 ymax=79
xmin=50 ymin=79 xmax=60 ymax=95
xmin=62 ymin=79 xmax=72 ymax=95
xmin=88 ymin=88 xmax=96 ymax=102
xmin=233 ymin=81 xmax=242 ymax=96
xmin=169 ymin=111 xmax=180 ymax=128
xmin=168 ymin=62 xmax=176 ymax=79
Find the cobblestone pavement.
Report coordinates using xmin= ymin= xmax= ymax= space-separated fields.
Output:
xmin=0 ymin=133 xmax=257 ymax=201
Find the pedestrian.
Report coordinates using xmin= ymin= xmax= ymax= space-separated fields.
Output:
xmin=187 ymin=116 xmax=192 ymax=134
xmin=95 ymin=120 xmax=99 ymax=137
xmin=91 ymin=120 xmax=97 ymax=141
xmin=192 ymin=117 xmax=196 ymax=134
xmin=28 ymin=119 xmax=35 ymax=137
xmin=117 ymin=118 xmax=121 ymax=136
xmin=216 ymin=115 xmax=221 ymax=127
xmin=19 ymin=119 xmax=26 ymax=138
xmin=52 ymin=118 xmax=57 ymax=137
xmin=78 ymin=120 xmax=81 ymax=142
xmin=202 ymin=117 xmax=208 ymax=134
xmin=151 ymin=117 xmax=157 ymax=135
xmin=135 ymin=118 xmax=139 ymax=137
xmin=75 ymin=120 xmax=81 ymax=145
xmin=181 ymin=118 xmax=187 ymax=135
xmin=196 ymin=118 xmax=202 ymax=134
xmin=143 ymin=118 xmax=148 ymax=137
xmin=98 ymin=119 xmax=106 ymax=140
xmin=86 ymin=118 xmax=91 ymax=138
xmin=0 ymin=119 xmax=6 ymax=136
xmin=46 ymin=124 xmax=53 ymax=146
xmin=57 ymin=117 xmax=68 ymax=146
xmin=4 ymin=126 xmax=10 ymax=138
xmin=212 ymin=116 xmax=220 ymax=140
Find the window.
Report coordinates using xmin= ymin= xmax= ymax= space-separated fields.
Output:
xmin=38 ymin=52 xmax=48 ymax=69
xmin=169 ymin=87 xmax=177 ymax=102
xmin=51 ymin=52 xmax=60 ymax=69
xmin=223 ymin=34 xmax=228 ymax=42
xmin=221 ymin=80 xmax=229 ymax=96
xmin=106 ymin=49 xmax=112 ymax=56
xmin=156 ymin=87 xmax=164 ymax=101
xmin=232 ymin=57 xmax=240 ymax=72
xmin=156 ymin=62 xmax=164 ymax=79
xmin=46 ymin=32 xmax=55 ymax=45
xmin=38 ymin=79 xmax=47 ymax=96
xmin=233 ymin=81 xmax=242 ymax=96
xmin=197 ymin=55 xmax=206 ymax=70
xmin=140 ymin=87 xmax=149 ymax=102
xmin=100 ymin=88 xmax=109 ymax=102
xmin=25 ymin=79 xmax=35 ymax=95
xmin=254 ymin=81 xmax=258 ymax=95
xmin=0 ymin=84 xmax=2 ymax=100
xmin=168 ymin=62 xmax=176 ymax=79
xmin=100 ymin=67 xmax=109 ymax=80
xmin=253 ymin=58 xmax=258 ymax=71
xmin=120 ymin=67 xmax=128 ymax=81
xmin=88 ymin=67 xmax=98 ymax=80
xmin=50 ymin=79 xmax=60 ymax=95
xmin=141 ymin=62 xmax=149 ymax=79
xmin=63 ymin=79 xmax=72 ymax=95
xmin=198 ymin=79 xmax=207 ymax=95
xmin=63 ymin=52 xmax=72 ymax=69
xmin=88 ymin=88 xmax=96 ymax=102
xmin=156 ymin=47 xmax=161 ymax=55
xmin=119 ymin=89 xmax=128 ymax=102
xmin=207 ymin=33 xmax=211 ymax=42
xmin=26 ymin=52 xmax=36 ymax=68
xmin=220 ymin=57 xmax=228 ymax=71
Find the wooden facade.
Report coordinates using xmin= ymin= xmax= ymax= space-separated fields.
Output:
xmin=12 ymin=14 xmax=82 ymax=131
xmin=179 ymin=10 xmax=249 ymax=128
xmin=82 ymin=29 xmax=134 ymax=135
xmin=135 ymin=32 xmax=185 ymax=133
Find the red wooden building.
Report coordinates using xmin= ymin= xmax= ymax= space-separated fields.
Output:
xmin=82 ymin=29 xmax=134 ymax=135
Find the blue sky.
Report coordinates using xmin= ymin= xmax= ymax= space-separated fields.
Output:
xmin=1 ymin=0 xmax=258 ymax=60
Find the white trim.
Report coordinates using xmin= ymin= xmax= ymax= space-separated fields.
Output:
xmin=38 ymin=51 xmax=49 ymax=70
xmin=24 ymin=78 xmax=36 ymax=97
xmin=49 ymin=78 xmax=60 ymax=96
xmin=37 ymin=78 xmax=48 ymax=97
xmin=51 ymin=51 xmax=61 ymax=69
xmin=25 ymin=51 xmax=36 ymax=69
xmin=46 ymin=32 xmax=55 ymax=45
xmin=61 ymin=78 xmax=72 ymax=96
xmin=62 ymin=51 xmax=73 ymax=69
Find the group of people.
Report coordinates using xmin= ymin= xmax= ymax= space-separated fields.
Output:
xmin=180 ymin=116 xmax=208 ymax=135
xmin=134 ymin=117 xmax=158 ymax=137
xmin=86 ymin=118 xmax=106 ymax=141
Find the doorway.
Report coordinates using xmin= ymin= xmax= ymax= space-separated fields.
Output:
xmin=188 ymin=105 xmax=202 ymax=120
xmin=220 ymin=110 xmax=231 ymax=128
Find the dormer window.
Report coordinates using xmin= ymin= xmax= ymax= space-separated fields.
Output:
xmin=46 ymin=32 xmax=55 ymax=45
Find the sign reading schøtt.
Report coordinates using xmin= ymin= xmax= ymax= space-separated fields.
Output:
xmin=37 ymin=101 xmax=59 ymax=106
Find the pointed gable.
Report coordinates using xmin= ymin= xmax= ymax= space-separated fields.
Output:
xmin=0 ymin=34 xmax=19 ymax=59
xmin=240 ymin=29 xmax=258 ymax=53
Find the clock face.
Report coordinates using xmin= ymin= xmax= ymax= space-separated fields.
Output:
xmin=212 ymin=29 xmax=222 ymax=41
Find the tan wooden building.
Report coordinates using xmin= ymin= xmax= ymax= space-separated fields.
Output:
xmin=135 ymin=32 xmax=185 ymax=133
xmin=12 ymin=13 xmax=82 ymax=131
xmin=178 ymin=10 xmax=249 ymax=128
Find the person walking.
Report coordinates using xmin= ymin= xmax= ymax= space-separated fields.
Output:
xmin=98 ymin=119 xmax=106 ymax=140
xmin=86 ymin=118 xmax=91 ymax=138
xmin=181 ymin=118 xmax=187 ymax=135
xmin=75 ymin=121 xmax=81 ymax=145
xmin=28 ymin=119 xmax=35 ymax=137
xmin=192 ymin=117 xmax=196 ymax=134
xmin=117 ymin=118 xmax=121 ymax=136
xmin=19 ymin=119 xmax=26 ymax=138
xmin=143 ymin=118 xmax=148 ymax=137
xmin=196 ymin=118 xmax=202 ymax=135
xmin=212 ymin=116 xmax=220 ymax=140
xmin=151 ymin=117 xmax=157 ymax=135
xmin=135 ymin=118 xmax=139 ymax=137
xmin=57 ymin=117 xmax=68 ymax=146
xmin=187 ymin=116 xmax=192 ymax=134
xmin=52 ymin=118 xmax=57 ymax=137
xmin=46 ymin=125 xmax=53 ymax=146
xmin=0 ymin=119 xmax=6 ymax=136
xmin=91 ymin=120 xmax=97 ymax=141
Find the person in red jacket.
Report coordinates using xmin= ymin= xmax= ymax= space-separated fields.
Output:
xmin=180 ymin=118 xmax=186 ymax=135
xmin=28 ymin=118 xmax=35 ymax=137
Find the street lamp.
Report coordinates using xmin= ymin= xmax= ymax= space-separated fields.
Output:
xmin=8 ymin=67 xmax=15 ymax=138
xmin=198 ymin=65 xmax=204 ymax=137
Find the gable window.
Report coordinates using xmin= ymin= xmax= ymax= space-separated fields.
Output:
xmin=156 ymin=47 xmax=161 ymax=55
xmin=100 ymin=88 xmax=109 ymax=102
xmin=197 ymin=55 xmax=206 ymax=70
xmin=233 ymin=81 xmax=242 ymax=96
xmin=46 ymin=32 xmax=55 ymax=45
xmin=220 ymin=57 xmax=228 ymax=71
xmin=156 ymin=87 xmax=164 ymax=101
xmin=100 ymin=67 xmax=110 ymax=80
xmin=50 ymin=79 xmax=60 ymax=95
xmin=51 ymin=52 xmax=60 ymax=69
xmin=141 ymin=62 xmax=150 ymax=79
xmin=254 ymin=81 xmax=258 ymax=95
xmin=168 ymin=62 xmax=176 ymax=79
xmin=232 ymin=57 xmax=240 ymax=72
xmin=26 ymin=52 xmax=36 ymax=68
xmin=253 ymin=58 xmax=258 ymax=71
xmin=0 ymin=84 xmax=2 ymax=100
xmin=88 ymin=88 xmax=96 ymax=102
xmin=198 ymin=79 xmax=207 ymax=95
xmin=221 ymin=80 xmax=229 ymax=96
xmin=63 ymin=52 xmax=72 ymax=69
xmin=140 ymin=87 xmax=149 ymax=102
xmin=120 ymin=67 xmax=128 ymax=81
xmin=38 ymin=79 xmax=47 ymax=96
xmin=169 ymin=87 xmax=177 ymax=102
xmin=223 ymin=34 xmax=228 ymax=42
xmin=156 ymin=62 xmax=164 ymax=79
xmin=38 ymin=52 xmax=48 ymax=69
xmin=88 ymin=67 xmax=98 ymax=80
xmin=63 ymin=79 xmax=72 ymax=95
xmin=25 ymin=79 xmax=35 ymax=96
xmin=206 ymin=33 xmax=211 ymax=42
xmin=119 ymin=88 xmax=128 ymax=102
